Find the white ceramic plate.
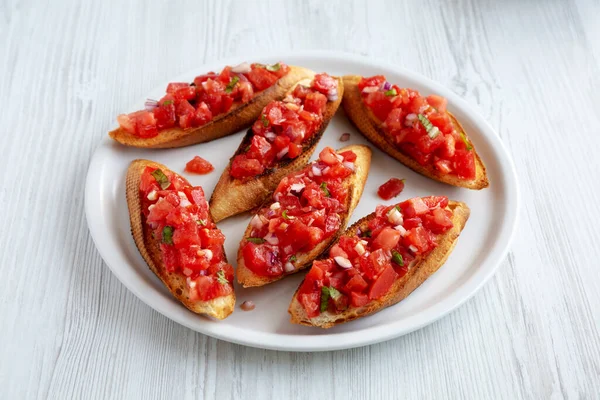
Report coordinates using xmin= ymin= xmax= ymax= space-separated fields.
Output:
xmin=85 ymin=51 xmax=519 ymax=351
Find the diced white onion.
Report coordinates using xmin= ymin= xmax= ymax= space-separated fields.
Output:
xmin=334 ymin=256 xmax=353 ymax=269
xmin=428 ymin=126 xmax=440 ymax=139
xmin=307 ymin=218 xmax=314 ymax=227
xmin=312 ymin=165 xmax=322 ymax=176
xmin=343 ymin=161 xmax=355 ymax=171
xmin=180 ymin=199 xmax=192 ymax=207
xmin=290 ymin=183 xmax=305 ymax=193
xmin=147 ymin=190 xmax=157 ymax=201
xmin=284 ymin=245 xmax=293 ymax=254
xmin=394 ymin=224 xmax=407 ymax=236
xmin=283 ymin=94 xmax=295 ymax=103
xmin=284 ymin=262 xmax=295 ymax=273
xmin=360 ymin=239 xmax=368 ymax=246
xmin=387 ymin=208 xmax=403 ymax=225
xmin=270 ymin=202 xmax=281 ymax=210
xmin=285 ymin=102 xmax=300 ymax=111
xmin=148 ymin=204 xmax=156 ymax=211
xmin=204 ymin=249 xmax=213 ymax=261
xmin=231 ymin=62 xmax=251 ymax=73
xmin=406 ymin=113 xmax=417 ymax=121
xmin=409 ymin=245 xmax=418 ymax=253
xmin=362 ymin=86 xmax=379 ymax=93
xmin=322 ymin=167 xmax=330 ymax=175
xmin=354 ymin=242 xmax=366 ymax=256
xmin=250 ymin=215 xmax=264 ymax=229
xmin=264 ymin=132 xmax=277 ymax=141
xmin=335 ymin=153 xmax=344 ymax=162
xmin=277 ymin=147 xmax=289 ymax=159
xmin=187 ymin=277 xmax=196 ymax=288
xmin=264 ymin=233 xmax=279 ymax=245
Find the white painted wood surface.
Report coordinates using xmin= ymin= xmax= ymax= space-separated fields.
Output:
xmin=1 ymin=0 xmax=599 ymax=398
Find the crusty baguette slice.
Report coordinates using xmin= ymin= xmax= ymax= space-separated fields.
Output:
xmin=209 ymin=75 xmax=345 ymax=222
xmin=109 ymin=66 xmax=314 ymax=149
xmin=236 ymin=145 xmax=372 ymax=287
xmin=343 ymin=75 xmax=489 ymax=189
xmin=126 ymin=159 xmax=235 ymax=319
xmin=288 ymin=200 xmax=470 ymax=328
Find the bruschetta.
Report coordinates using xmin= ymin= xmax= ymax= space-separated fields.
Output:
xmin=343 ymin=75 xmax=489 ymax=189
xmin=126 ymin=159 xmax=235 ymax=319
xmin=237 ymin=145 xmax=372 ymax=287
xmin=110 ymin=62 xmax=314 ymax=148
xmin=289 ymin=196 xmax=470 ymax=328
xmin=209 ymin=72 xmax=344 ymax=222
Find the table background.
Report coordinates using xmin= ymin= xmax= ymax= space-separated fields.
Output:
xmin=2 ymin=0 xmax=599 ymax=398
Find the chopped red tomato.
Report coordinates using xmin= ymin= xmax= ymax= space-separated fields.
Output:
xmin=377 ymin=178 xmax=405 ymax=200
xmin=116 ymin=62 xmax=290 ymax=138
xmin=297 ymin=196 xmax=455 ymax=317
xmin=139 ymin=167 xmax=232 ymax=301
xmin=185 ymin=156 xmax=214 ymax=175
xmin=358 ymin=75 xmax=476 ymax=180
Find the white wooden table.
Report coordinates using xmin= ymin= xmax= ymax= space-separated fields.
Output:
xmin=2 ymin=0 xmax=599 ymax=398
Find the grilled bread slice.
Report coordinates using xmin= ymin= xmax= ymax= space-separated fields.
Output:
xmin=209 ymin=75 xmax=344 ymax=222
xmin=126 ymin=159 xmax=235 ymax=319
xmin=110 ymin=66 xmax=314 ymax=148
xmin=236 ymin=145 xmax=372 ymax=288
xmin=289 ymin=200 xmax=470 ymax=328
xmin=343 ymin=75 xmax=488 ymax=189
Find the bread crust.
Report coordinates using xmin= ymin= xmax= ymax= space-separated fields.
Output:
xmin=125 ymin=159 xmax=235 ymax=319
xmin=209 ymin=75 xmax=345 ymax=222
xmin=288 ymin=200 xmax=470 ymax=328
xmin=342 ymin=75 xmax=489 ymax=190
xmin=236 ymin=145 xmax=372 ymax=288
xmin=109 ymin=66 xmax=315 ymax=149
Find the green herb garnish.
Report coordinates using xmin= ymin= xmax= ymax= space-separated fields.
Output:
xmin=261 ymin=114 xmax=269 ymax=127
xmin=384 ymin=88 xmax=397 ymax=97
xmin=459 ymin=131 xmax=473 ymax=151
xmin=244 ymin=145 xmax=251 ymax=152
xmin=282 ymin=210 xmax=290 ymax=220
xmin=320 ymin=182 xmax=330 ymax=197
xmin=417 ymin=114 xmax=440 ymax=139
xmin=246 ymin=237 xmax=265 ymax=244
xmin=361 ymin=229 xmax=372 ymax=238
xmin=266 ymin=63 xmax=281 ymax=72
xmin=320 ymin=286 xmax=341 ymax=313
xmin=289 ymin=255 xmax=297 ymax=262
xmin=225 ymin=76 xmax=240 ymax=93
xmin=162 ymin=226 xmax=174 ymax=245
xmin=196 ymin=219 xmax=206 ymax=226
xmin=151 ymin=169 xmax=171 ymax=190
xmin=392 ymin=250 xmax=404 ymax=266
xmin=217 ymin=269 xmax=228 ymax=285
xmin=162 ymin=100 xmax=173 ymax=106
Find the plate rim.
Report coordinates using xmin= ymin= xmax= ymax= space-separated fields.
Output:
xmin=85 ymin=50 xmax=520 ymax=351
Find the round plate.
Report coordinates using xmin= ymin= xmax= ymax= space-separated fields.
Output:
xmin=85 ymin=51 xmax=519 ymax=351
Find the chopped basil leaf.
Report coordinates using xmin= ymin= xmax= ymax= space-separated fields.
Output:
xmin=217 ymin=269 xmax=228 ymax=285
xmin=384 ymin=88 xmax=397 ymax=97
xmin=162 ymin=226 xmax=174 ymax=245
xmin=417 ymin=113 xmax=433 ymax=132
xmin=362 ymin=229 xmax=372 ymax=238
xmin=196 ymin=219 xmax=206 ymax=226
xmin=289 ymin=255 xmax=297 ymax=262
xmin=392 ymin=250 xmax=404 ymax=266
xmin=459 ymin=131 xmax=473 ymax=151
xmin=162 ymin=100 xmax=173 ymax=106
xmin=282 ymin=210 xmax=290 ymax=220
xmin=244 ymin=145 xmax=251 ymax=152
xmin=261 ymin=114 xmax=269 ymax=127
xmin=151 ymin=169 xmax=171 ymax=190
xmin=320 ymin=286 xmax=341 ymax=312
xmin=266 ymin=63 xmax=281 ymax=72
xmin=320 ymin=287 xmax=331 ymax=312
xmin=225 ymin=76 xmax=240 ymax=93
xmin=246 ymin=237 xmax=265 ymax=244
xmin=320 ymin=182 xmax=330 ymax=197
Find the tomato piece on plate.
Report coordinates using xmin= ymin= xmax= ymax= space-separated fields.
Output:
xmin=185 ymin=156 xmax=214 ymax=175
xmin=377 ymin=178 xmax=405 ymax=200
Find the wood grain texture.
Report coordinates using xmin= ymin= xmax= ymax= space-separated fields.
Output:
xmin=1 ymin=0 xmax=599 ymax=399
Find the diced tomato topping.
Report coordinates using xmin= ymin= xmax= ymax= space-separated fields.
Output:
xmin=139 ymin=167 xmax=232 ymax=302
xmin=185 ymin=156 xmax=214 ymax=175
xmin=358 ymin=75 xmax=476 ymax=180
xmin=230 ymin=73 xmax=337 ymax=180
xmin=116 ymin=62 xmax=290 ymax=138
xmin=297 ymin=196 xmax=455 ymax=317
xmin=377 ymin=178 xmax=405 ymax=200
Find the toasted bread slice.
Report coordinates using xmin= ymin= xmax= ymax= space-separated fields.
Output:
xmin=289 ymin=200 xmax=470 ymax=328
xmin=126 ymin=159 xmax=235 ymax=319
xmin=343 ymin=75 xmax=488 ymax=189
xmin=236 ymin=145 xmax=372 ymax=287
xmin=209 ymin=75 xmax=345 ymax=222
xmin=109 ymin=66 xmax=314 ymax=149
